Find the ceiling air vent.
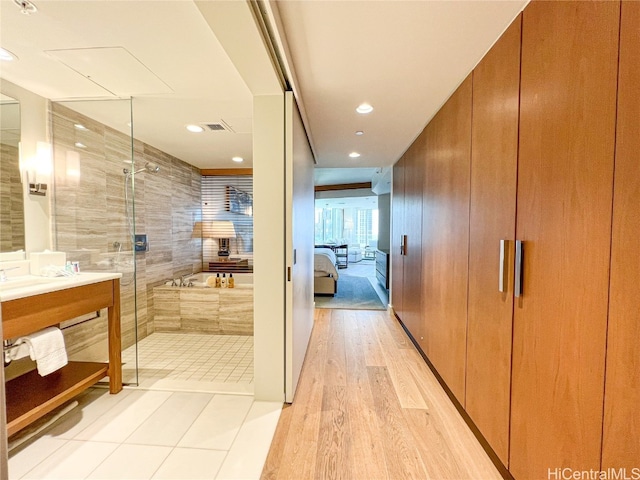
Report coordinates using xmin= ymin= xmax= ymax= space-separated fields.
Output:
xmin=203 ymin=120 xmax=235 ymax=133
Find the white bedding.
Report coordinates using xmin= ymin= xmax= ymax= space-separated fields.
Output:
xmin=314 ymin=248 xmax=339 ymax=279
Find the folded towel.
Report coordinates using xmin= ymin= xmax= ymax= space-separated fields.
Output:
xmin=18 ymin=327 xmax=68 ymax=376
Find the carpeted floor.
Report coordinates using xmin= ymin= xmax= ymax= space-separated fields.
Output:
xmin=314 ymin=274 xmax=386 ymax=310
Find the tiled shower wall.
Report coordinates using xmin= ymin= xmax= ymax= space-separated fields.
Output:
xmin=50 ymin=102 xmax=202 ymax=354
xmin=0 ymin=143 xmax=25 ymax=251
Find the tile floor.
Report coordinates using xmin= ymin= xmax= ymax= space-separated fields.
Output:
xmin=8 ymin=387 xmax=282 ymax=480
xmin=121 ymin=333 xmax=254 ymax=394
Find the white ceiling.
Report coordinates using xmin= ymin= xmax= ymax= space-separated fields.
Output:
xmin=0 ymin=0 xmax=254 ymax=168
xmin=274 ymin=0 xmax=527 ymax=169
xmin=0 ymin=0 xmax=527 ymax=180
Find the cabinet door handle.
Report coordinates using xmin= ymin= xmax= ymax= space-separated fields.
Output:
xmin=499 ymin=239 xmax=507 ymax=293
xmin=402 ymin=235 xmax=408 ymax=256
xmin=515 ymin=240 xmax=524 ymax=297
xmin=400 ymin=235 xmax=404 ymax=256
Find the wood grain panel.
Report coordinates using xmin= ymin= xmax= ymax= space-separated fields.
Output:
xmin=510 ymin=2 xmax=620 ymax=477
xmin=391 ymin=159 xmax=405 ymax=318
xmin=602 ymin=0 xmax=640 ymax=469
xmin=465 ymin=16 xmax=521 ymax=465
xmin=2 ymin=281 xmax=114 ymax=339
xmin=402 ymin=135 xmax=425 ymax=344
xmin=421 ymin=75 xmax=473 ymax=403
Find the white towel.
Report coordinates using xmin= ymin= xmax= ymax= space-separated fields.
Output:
xmin=18 ymin=327 xmax=68 ymax=376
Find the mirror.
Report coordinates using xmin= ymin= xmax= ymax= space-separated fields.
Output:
xmin=0 ymin=93 xmax=25 ymax=252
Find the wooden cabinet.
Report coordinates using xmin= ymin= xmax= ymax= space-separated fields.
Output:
xmin=2 ymin=279 xmax=122 ymax=436
xmin=390 ymin=1 xmax=637 ymax=477
xmin=602 ymin=0 xmax=640 ymax=468
xmin=421 ymin=76 xmax=472 ymax=404
xmin=465 ymin=16 xmax=521 ymax=465
xmin=509 ymin=2 xmax=620 ymax=477
xmin=391 ymin=138 xmax=424 ymax=343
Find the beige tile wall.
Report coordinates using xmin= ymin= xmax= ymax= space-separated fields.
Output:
xmin=0 ymin=143 xmax=25 ymax=252
xmin=50 ymin=102 xmax=202 ymax=354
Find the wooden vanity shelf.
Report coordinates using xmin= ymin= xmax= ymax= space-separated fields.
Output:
xmin=1 ymin=278 xmax=122 ymax=437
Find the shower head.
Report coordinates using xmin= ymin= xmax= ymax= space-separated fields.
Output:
xmin=144 ymin=162 xmax=160 ymax=174
xmin=123 ymin=162 xmax=160 ymax=176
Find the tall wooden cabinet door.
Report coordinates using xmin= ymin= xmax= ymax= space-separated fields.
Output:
xmin=391 ymin=157 xmax=406 ymax=320
xmin=466 ymin=17 xmax=521 ymax=466
xmin=510 ymin=2 xmax=620 ymax=478
xmin=402 ymin=133 xmax=425 ymax=343
xmin=421 ymin=76 xmax=472 ymax=403
xmin=602 ymin=1 xmax=640 ymax=468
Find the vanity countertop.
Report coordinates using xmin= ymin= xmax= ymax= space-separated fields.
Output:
xmin=0 ymin=272 xmax=122 ymax=302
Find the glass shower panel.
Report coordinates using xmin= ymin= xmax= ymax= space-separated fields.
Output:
xmin=50 ymin=98 xmax=139 ymax=385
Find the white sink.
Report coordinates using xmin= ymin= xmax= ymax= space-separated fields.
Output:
xmin=0 ymin=275 xmax=68 ymax=290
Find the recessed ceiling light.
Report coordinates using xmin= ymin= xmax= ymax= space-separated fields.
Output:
xmin=356 ymin=103 xmax=373 ymax=114
xmin=355 ymin=131 xmax=364 ymax=136
xmin=74 ymin=142 xmax=86 ymax=149
xmin=232 ymin=157 xmax=244 ymax=163
xmin=349 ymin=152 xmax=361 ymax=158
xmin=0 ymin=48 xmax=17 ymax=62
xmin=186 ymin=124 xmax=204 ymax=133
xmin=74 ymin=123 xmax=88 ymax=131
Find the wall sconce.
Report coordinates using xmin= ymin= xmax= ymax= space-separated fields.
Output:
xmin=192 ymin=221 xmax=237 ymax=257
xmin=23 ymin=141 xmax=52 ymax=196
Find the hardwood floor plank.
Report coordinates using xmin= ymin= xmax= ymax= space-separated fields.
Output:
xmin=263 ymin=310 xmax=501 ymax=480
xmin=375 ymin=314 xmax=428 ymax=409
xmin=402 ymin=349 xmax=501 ymax=479
xmin=357 ymin=314 xmax=386 ymax=367
xmin=377 ymin=310 xmax=411 ymax=349
xmin=324 ymin=310 xmax=347 ymax=386
xmin=343 ymin=310 xmax=369 ymax=385
xmin=315 ymin=386 xmax=352 ymax=480
xmin=344 ymin=310 xmax=389 ymax=478
xmin=345 ymin=380 xmax=389 ymax=479
xmin=368 ymin=366 xmax=428 ymax=479
xmin=261 ymin=403 xmax=293 ymax=480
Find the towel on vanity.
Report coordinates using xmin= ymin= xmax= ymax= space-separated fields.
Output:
xmin=18 ymin=327 xmax=68 ymax=376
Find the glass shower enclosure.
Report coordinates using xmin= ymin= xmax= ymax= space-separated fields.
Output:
xmin=50 ymin=97 xmax=141 ymax=385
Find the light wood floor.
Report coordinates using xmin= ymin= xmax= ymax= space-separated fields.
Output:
xmin=261 ymin=309 xmax=502 ymax=480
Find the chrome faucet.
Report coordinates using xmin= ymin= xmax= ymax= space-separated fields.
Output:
xmin=0 ymin=267 xmax=20 ymax=282
xmin=179 ymin=274 xmax=194 ymax=287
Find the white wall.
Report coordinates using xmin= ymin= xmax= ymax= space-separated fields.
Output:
xmin=253 ymin=94 xmax=286 ymax=401
xmin=1 ymin=79 xmax=51 ymax=253
xmin=285 ymin=92 xmax=315 ymax=402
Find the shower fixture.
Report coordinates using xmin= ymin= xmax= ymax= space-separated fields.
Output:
xmin=123 ymin=161 xmax=160 ymax=177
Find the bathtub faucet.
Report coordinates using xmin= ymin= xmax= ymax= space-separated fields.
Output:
xmin=179 ymin=274 xmax=194 ymax=287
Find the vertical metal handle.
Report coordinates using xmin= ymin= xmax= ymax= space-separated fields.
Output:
xmin=499 ymin=239 xmax=506 ymax=293
xmin=402 ymin=235 xmax=408 ymax=256
xmin=514 ymin=240 xmax=523 ymax=297
xmin=400 ymin=235 xmax=405 ymax=256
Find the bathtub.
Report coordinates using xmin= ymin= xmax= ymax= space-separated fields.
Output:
xmin=154 ymin=273 xmax=253 ymax=335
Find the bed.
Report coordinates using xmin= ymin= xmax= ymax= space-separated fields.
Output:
xmin=314 ymin=247 xmax=339 ymax=296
